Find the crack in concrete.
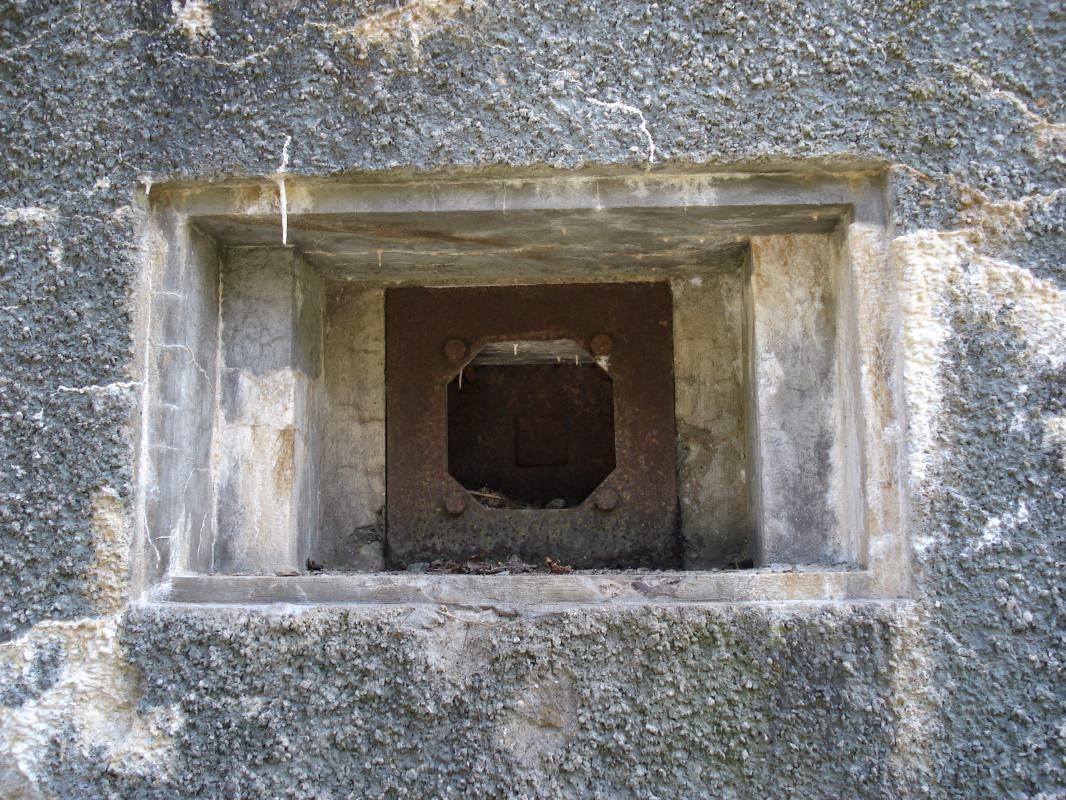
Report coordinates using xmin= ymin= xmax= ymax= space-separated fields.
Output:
xmin=274 ymin=135 xmax=291 ymax=246
xmin=159 ymin=344 xmax=212 ymax=387
xmin=582 ymin=95 xmax=658 ymax=165
xmin=55 ymin=381 xmax=140 ymax=396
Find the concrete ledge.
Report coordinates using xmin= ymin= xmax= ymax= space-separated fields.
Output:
xmin=161 ymin=568 xmax=889 ymax=607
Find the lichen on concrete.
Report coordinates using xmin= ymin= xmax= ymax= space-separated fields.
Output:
xmin=88 ymin=487 xmax=131 ymax=616
xmin=0 ymin=618 xmax=182 ymax=799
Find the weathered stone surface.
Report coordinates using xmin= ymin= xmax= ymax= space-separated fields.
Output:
xmin=213 ymin=247 xmax=322 ymax=574
xmin=0 ymin=1 xmax=1063 ymax=798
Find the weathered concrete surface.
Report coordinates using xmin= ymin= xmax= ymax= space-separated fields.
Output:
xmin=317 ymin=284 xmax=386 ymax=570
xmin=101 ymin=602 xmax=922 ymax=799
xmin=748 ymin=233 xmax=842 ymax=565
xmin=214 ymin=247 xmax=322 ymax=573
xmin=0 ymin=1 xmax=1063 ymax=799
xmin=672 ymin=266 xmax=751 ymax=567
xmin=132 ymin=209 xmax=222 ymax=582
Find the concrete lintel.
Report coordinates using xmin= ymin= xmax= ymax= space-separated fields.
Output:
xmin=156 ymin=169 xmax=883 ymax=222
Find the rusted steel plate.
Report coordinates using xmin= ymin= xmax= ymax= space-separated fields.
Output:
xmin=385 ymin=282 xmax=679 ymax=569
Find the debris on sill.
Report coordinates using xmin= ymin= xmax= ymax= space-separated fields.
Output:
xmin=288 ymin=561 xmax=853 ymax=577
xmin=405 ymin=554 xmax=576 ymax=575
xmin=468 ymin=487 xmax=568 ymax=510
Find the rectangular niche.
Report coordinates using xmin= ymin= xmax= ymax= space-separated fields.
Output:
xmin=134 ymin=170 xmax=908 ymax=604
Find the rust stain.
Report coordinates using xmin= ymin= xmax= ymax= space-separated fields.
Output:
xmin=273 ymin=427 xmax=296 ymax=493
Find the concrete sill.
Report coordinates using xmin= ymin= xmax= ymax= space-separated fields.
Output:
xmin=159 ymin=568 xmax=895 ymax=607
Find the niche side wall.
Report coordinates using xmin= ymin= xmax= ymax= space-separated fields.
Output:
xmin=211 ymin=247 xmax=323 ymax=574
xmin=671 ymin=257 xmax=751 ymax=568
xmin=746 ymin=231 xmax=866 ymax=567
xmin=316 ymin=284 xmax=386 ymax=571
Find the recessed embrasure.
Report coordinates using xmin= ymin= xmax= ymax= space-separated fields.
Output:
xmin=139 ymin=171 xmax=904 ymax=596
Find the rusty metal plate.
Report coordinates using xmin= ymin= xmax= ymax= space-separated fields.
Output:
xmin=385 ymin=282 xmax=679 ymax=569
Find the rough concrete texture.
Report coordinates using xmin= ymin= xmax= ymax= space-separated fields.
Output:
xmin=0 ymin=1 xmax=1063 ymax=799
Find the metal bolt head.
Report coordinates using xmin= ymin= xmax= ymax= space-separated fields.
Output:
xmin=589 ymin=334 xmax=612 ymax=357
xmin=594 ymin=488 xmax=619 ymax=511
xmin=443 ymin=338 xmax=467 ymax=363
xmin=444 ymin=489 xmax=468 ymax=515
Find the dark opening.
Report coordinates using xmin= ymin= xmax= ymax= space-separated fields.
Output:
xmin=447 ymin=341 xmax=615 ymax=509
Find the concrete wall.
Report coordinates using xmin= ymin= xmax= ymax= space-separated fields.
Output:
xmin=317 ymin=284 xmax=386 ymax=570
xmin=672 ymin=265 xmax=750 ymax=567
xmin=213 ymin=247 xmax=322 ymax=574
xmin=748 ymin=234 xmax=848 ymax=565
xmin=0 ymin=1 xmax=1063 ymax=798
xmin=139 ymin=211 xmax=221 ymax=580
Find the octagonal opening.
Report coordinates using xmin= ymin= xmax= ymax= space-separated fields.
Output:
xmin=447 ymin=340 xmax=615 ymax=510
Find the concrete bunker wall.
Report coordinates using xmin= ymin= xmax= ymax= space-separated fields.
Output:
xmin=1 ymin=1 xmax=1060 ymax=795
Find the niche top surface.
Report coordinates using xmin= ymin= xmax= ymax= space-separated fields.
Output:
xmin=161 ymin=170 xmax=882 ymax=282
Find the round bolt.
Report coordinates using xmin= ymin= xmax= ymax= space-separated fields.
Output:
xmin=443 ymin=338 xmax=467 ymax=363
xmin=594 ymin=488 xmax=619 ymax=511
xmin=589 ymin=334 xmax=612 ymax=357
xmin=444 ymin=489 xmax=468 ymax=516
